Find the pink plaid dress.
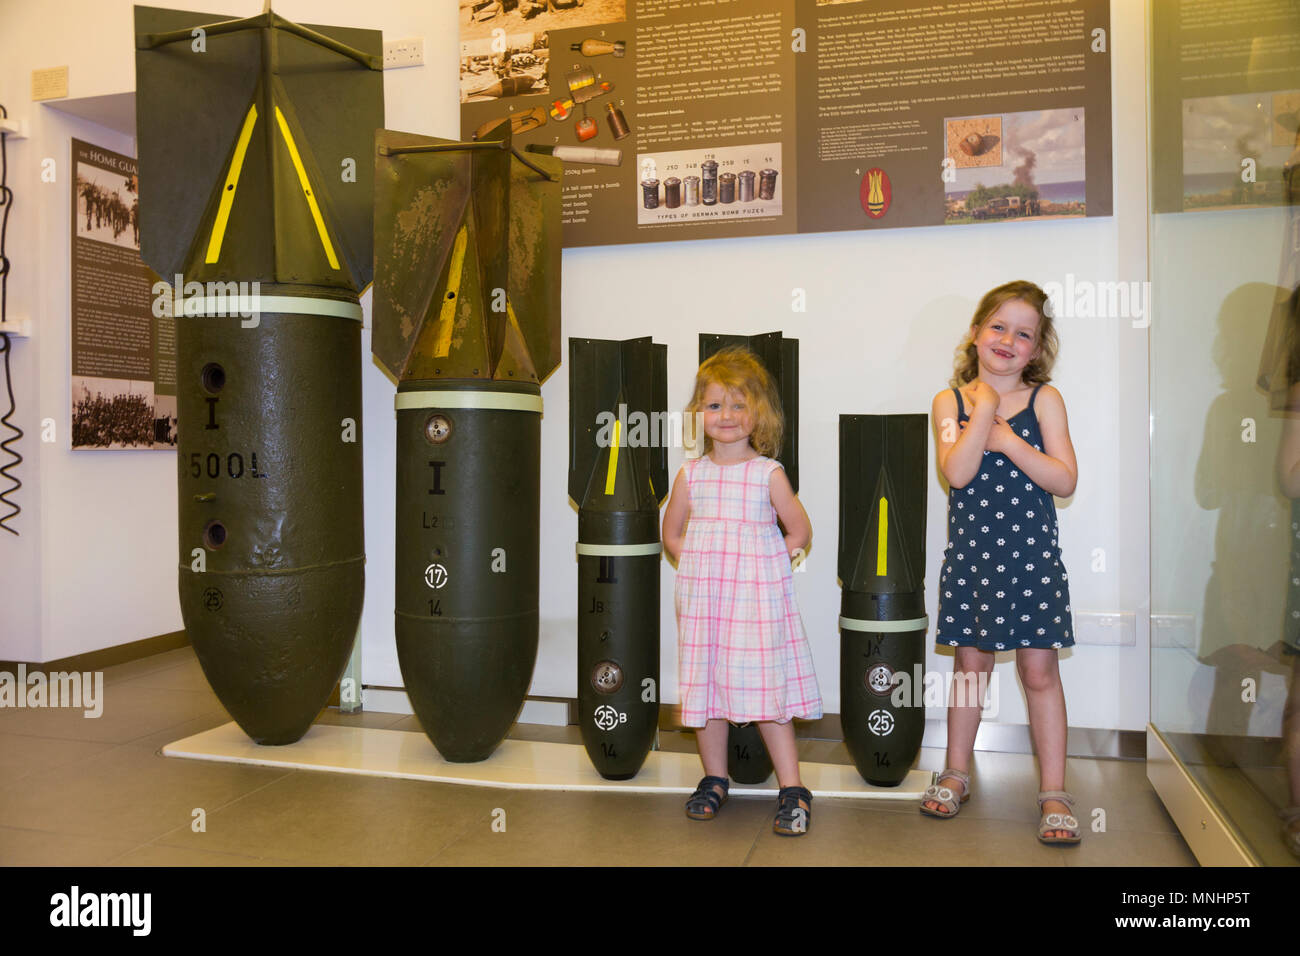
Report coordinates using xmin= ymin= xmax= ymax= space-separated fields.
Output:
xmin=675 ymin=455 xmax=823 ymax=726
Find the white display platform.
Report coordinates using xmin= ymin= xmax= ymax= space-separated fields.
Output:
xmin=163 ymin=722 xmax=931 ymax=799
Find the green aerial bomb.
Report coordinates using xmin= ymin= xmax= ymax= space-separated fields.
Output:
xmin=373 ymin=124 xmax=562 ymax=762
xmin=839 ymin=415 xmax=929 ymax=785
xmin=698 ymin=332 xmax=799 ymax=784
xmin=569 ymin=337 xmax=667 ymax=779
xmin=134 ymin=6 xmax=382 ymax=744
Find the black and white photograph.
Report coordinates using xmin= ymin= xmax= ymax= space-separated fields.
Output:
xmin=70 ymin=375 xmax=157 ymax=449
xmin=75 ymin=163 xmax=140 ymax=251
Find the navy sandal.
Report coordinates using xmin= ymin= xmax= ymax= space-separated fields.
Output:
xmin=773 ymin=785 xmax=813 ymax=836
xmin=685 ymin=775 xmax=730 ymax=820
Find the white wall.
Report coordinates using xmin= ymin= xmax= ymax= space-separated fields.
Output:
xmin=0 ymin=1 xmax=1152 ymax=734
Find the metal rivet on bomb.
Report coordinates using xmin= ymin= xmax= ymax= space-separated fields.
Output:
xmin=135 ymin=7 xmax=381 ymax=746
xmin=424 ymin=414 xmax=452 ymax=444
xmin=605 ymin=102 xmax=630 ymax=140
xmin=664 ymin=176 xmax=681 ymax=208
xmin=591 ymin=660 xmax=624 ymax=694
xmin=759 ymin=168 xmax=778 ymax=200
xmin=701 ymin=160 xmax=718 ymax=205
xmin=684 ymin=175 xmax=700 ymax=206
xmin=738 ymin=169 xmax=755 ymax=202
xmin=719 ymin=172 xmax=736 ymax=204
xmin=641 ymin=178 xmax=660 ymax=209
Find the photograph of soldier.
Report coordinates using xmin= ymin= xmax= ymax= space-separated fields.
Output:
xmin=75 ymin=165 xmax=140 ymax=252
xmin=152 ymin=394 xmax=178 ymax=449
xmin=71 ymin=376 xmax=156 ymax=449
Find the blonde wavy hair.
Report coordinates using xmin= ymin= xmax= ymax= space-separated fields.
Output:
xmin=687 ymin=345 xmax=784 ymax=458
xmin=951 ymin=280 xmax=1059 ymax=387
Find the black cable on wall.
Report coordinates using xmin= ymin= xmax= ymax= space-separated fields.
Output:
xmin=0 ymin=102 xmax=23 ymax=536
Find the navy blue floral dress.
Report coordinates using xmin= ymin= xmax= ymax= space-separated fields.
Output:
xmin=935 ymin=385 xmax=1074 ymax=651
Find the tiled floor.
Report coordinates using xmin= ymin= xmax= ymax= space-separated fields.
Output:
xmin=0 ymin=648 xmax=1197 ymax=866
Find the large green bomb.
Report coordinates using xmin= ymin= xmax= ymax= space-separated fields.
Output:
xmin=373 ymin=126 xmax=562 ymax=761
xmin=135 ymin=7 xmax=382 ymax=744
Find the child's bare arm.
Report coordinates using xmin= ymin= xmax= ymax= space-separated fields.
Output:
xmin=934 ymin=385 xmax=996 ymax=488
xmin=661 ymin=466 xmax=690 ymax=563
xmin=988 ymin=385 xmax=1078 ymax=498
xmin=770 ymin=466 xmax=811 ymax=558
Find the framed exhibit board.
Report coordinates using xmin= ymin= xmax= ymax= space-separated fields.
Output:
xmin=70 ymin=138 xmax=172 ymax=449
xmin=1151 ymin=0 xmax=1300 ymax=215
xmin=459 ymin=0 xmax=1114 ymax=246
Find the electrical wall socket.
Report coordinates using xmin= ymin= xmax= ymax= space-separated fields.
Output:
xmin=0 ymin=316 xmax=32 ymax=337
xmin=383 ymin=37 xmax=424 ymax=69
xmin=0 ymin=116 xmax=28 ymax=139
xmin=1073 ymin=610 xmax=1137 ymax=646
xmin=1151 ymin=613 xmax=1196 ymax=650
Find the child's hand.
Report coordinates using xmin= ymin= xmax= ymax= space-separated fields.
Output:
xmin=986 ymin=415 xmax=1019 ymax=454
xmin=967 ymin=380 xmax=999 ymax=410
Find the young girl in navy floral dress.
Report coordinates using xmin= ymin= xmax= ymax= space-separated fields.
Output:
xmin=919 ymin=281 xmax=1082 ymax=844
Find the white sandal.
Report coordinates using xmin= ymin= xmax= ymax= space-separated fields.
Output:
xmin=919 ymin=768 xmax=970 ymax=819
xmin=1037 ymin=790 xmax=1082 ymax=845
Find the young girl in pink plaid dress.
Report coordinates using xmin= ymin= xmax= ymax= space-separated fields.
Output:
xmin=662 ymin=346 xmax=823 ymax=836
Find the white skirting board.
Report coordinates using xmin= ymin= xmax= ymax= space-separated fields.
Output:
xmin=162 ymin=722 xmax=930 ymax=799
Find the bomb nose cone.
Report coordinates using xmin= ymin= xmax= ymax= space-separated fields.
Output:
xmin=181 ymin=563 xmax=363 ymax=745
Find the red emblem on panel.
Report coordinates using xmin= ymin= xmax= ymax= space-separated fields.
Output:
xmin=860 ymin=167 xmax=891 ymax=218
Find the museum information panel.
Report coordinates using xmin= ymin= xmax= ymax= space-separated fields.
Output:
xmin=459 ymin=0 xmax=1113 ymax=246
xmin=70 ymin=139 xmax=173 ymax=450
xmin=1151 ymin=0 xmax=1300 ymax=215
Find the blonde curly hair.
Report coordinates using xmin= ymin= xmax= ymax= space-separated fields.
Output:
xmin=687 ymin=345 xmax=784 ymax=458
xmin=951 ymin=280 xmax=1059 ymax=387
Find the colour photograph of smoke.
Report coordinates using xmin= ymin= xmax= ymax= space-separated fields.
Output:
xmin=943 ymin=108 xmax=1087 ymax=225
xmin=1180 ymin=90 xmax=1300 ymax=211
